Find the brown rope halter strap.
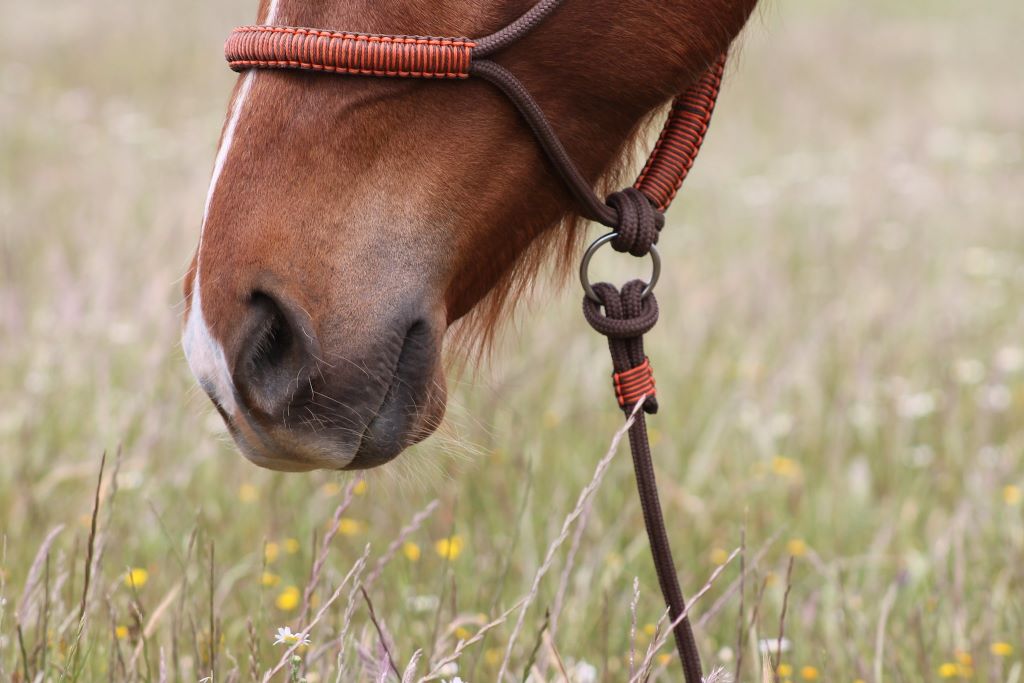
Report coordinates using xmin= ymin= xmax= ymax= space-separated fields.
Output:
xmin=227 ymin=2 xmax=725 ymax=679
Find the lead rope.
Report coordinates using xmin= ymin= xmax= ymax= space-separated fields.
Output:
xmin=475 ymin=41 xmax=714 ymax=676
xmin=583 ymin=281 xmax=705 ymax=683
xmin=224 ymin=0 xmax=725 ymax=677
xmin=580 ymin=186 xmax=706 ymax=682
xmin=476 ymin=5 xmax=715 ymax=681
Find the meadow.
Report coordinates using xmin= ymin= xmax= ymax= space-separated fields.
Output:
xmin=2 ymin=0 xmax=1022 ymax=680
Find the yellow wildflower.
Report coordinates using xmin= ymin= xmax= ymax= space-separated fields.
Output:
xmin=800 ymin=665 xmax=819 ymax=680
xmin=238 ymin=483 xmax=258 ymax=503
xmin=115 ymin=625 xmax=129 ymax=639
xmin=435 ymin=535 xmax=464 ymax=560
xmin=955 ymin=651 xmax=972 ymax=666
xmin=937 ymin=663 xmax=958 ymax=678
xmin=643 ymin=623 xmax=657 ymax=637
xmin=1004 ymin=485 xmax=1022 ymax=506
xmin=485 ymin=648 xmax=502 ymax=666
xmin=771 ymin=456 xmax=802 ymax=479
xmin=320 ymin=482 xmax=341 ymax=496
xmin=403 ymin=542 xmax=421 ymax=562
xmin=264 ymin=542 xmax=280 ymax=563
xmin=709 ymin=548 xmax=729 ymax=565
xmin=787 ymin=539 xmax=808 ymax=557
xmin=657 ymin=653 xmax=672 ymax=666
xmin=353 ymin=479 xmax=368 ymax=495
xmin=777 ymin=663 xmax=793 ymax=677
xmin=337 ymin=518 xmax=364 ymax=536
xmin=990 ymin=642 xmax=1013 ymax=657
xmin=455 ymin=626 xmax=472 ymax=640
xmin=124 ymin=568 xmax=149 ymax=588
xmin=284 ymin=538 xmax=300 ymax=554
xmin=275 ymin=586 xmax=301 ymax=611
xmin=261 ymin=571 xmax=281 ymax=587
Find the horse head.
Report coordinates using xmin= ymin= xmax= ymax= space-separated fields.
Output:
xmin=182 ymin=0 xmax=756 ymax=470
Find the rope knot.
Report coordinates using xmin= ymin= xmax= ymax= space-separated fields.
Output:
xmin=582 ymin=280 xmax=660 ymax=413
xmin=606 ymin=188 xmax=665 ymax=257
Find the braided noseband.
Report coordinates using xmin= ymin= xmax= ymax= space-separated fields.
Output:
xmin=225 ymin=2 xmax=727 ymax=679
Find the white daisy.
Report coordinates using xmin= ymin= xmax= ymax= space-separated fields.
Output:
xmin=273 ymin=626 xmax=311 ymax=647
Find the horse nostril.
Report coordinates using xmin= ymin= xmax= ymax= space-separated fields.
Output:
xmin=233 ymin=291 xmax=318 ymax=417
xmin=248 ymin=293 xmax=293 ymax=371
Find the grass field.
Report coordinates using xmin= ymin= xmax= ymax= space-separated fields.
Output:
xmin=2 ymin=0 xmax=1023 ymax=680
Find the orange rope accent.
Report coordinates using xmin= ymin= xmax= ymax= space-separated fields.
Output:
xmin=634 ymin=55 xmax=726 ymax=211
xmin=225 ymin=26 xmax=475 ymax=79
xmin=613 ymin=357 xmax=656 ymax=408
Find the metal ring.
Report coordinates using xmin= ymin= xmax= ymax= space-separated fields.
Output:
xmin=579 ymin=232 xmax=661 ymax=303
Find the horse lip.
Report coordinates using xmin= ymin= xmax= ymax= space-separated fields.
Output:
xmin=216 ymin=312 xmax=439 ymax=471
xmin=343 ymin=319 xmax=433 ymax=469
xmin=223 ymin=411 xmax=328 ymax=471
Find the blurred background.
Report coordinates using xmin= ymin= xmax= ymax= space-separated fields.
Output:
xmin=1 ymin=0 xmax=1022 ymax=680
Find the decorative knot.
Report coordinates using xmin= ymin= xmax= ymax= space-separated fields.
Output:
xmin=582 ymin=282 xmax=659 ymax=339
xmin=606 ymin=188 xmax=665 ymax=257
xmin=582 ymin=280 xmax=659 ymax=413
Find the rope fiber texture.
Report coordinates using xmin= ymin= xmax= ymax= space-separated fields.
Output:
xmin=225 ymin=26 xmax=475 ymax=79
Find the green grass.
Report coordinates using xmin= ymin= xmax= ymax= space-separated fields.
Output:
xmin=2 ymin=0 xmax=1023 ymax=680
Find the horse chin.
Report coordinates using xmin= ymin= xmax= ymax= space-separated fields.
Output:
xmin=225 ymin=420 xmax=334 ymax=472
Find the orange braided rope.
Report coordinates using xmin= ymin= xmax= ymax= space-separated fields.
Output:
xmin=634 ymin=55 xmax=726 ymax=211
xmin=613 ymin=357 xmax=657 ymax=407
xmin=225 ymin=26 xmax=475 ymax=79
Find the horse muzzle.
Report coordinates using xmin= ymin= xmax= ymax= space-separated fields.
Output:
xmin=184 ymin=283 xmax=446 ymax=471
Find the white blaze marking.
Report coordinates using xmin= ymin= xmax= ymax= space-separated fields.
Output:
xmin=183 ymin=58 xmax=259 ymax=412
xmin=183 ymin=0 xmax=283 ymax=414
xmin=265 ymin=0 xmax=282 ymax=24
xmin=184 ymin=283 xmax=238 ymax=414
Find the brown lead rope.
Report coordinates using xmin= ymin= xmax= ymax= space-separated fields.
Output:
xmin=225 ymin=0 xmax=727 ymax=678
xmin=584 ymin=280 xmax=704 ymax=683
xmin=475 ymin=5 xmax=717 ymax=678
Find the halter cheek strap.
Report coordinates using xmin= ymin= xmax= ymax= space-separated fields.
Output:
xmin=224 ymin=2 xmax=728 ymax=679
